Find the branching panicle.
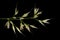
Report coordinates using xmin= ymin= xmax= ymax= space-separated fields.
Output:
xmin=0 ymin=7 xmax=50 ymax=34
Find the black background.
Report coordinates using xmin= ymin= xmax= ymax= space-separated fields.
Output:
xmin=0 ymin=0 xmax=57 ymax=40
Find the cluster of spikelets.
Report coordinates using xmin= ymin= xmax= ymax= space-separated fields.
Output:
xmin=5 ymin=7 xmax=50 ymax=34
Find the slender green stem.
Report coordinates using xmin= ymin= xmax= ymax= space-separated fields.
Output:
xmin=0 ymin=18 xmax=9 ymax=20
xmin=0 ymin=17 xmax=36 ymax=20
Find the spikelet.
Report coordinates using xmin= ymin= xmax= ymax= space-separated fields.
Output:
xmin=5 ymin=21 xmax=10 ymax=29
xmin=16 ymin=27 xmax=22 ymax=34
xmin=24 ymin=24 xmax=30 ymax=32
xmin=34 ymin=8 xmax=39 ymax=14
xmin=10 ymin=21 xmax=16 ymax=33
xmin=15 ymin=7 xmax=18 ymax=15
xmin=30 ymin=25 xmax=37 ymax=29
xmin=20 ymin=22 xmax=24 ymax=30
xmin=21 ymin=12 xmax=29 ymax=18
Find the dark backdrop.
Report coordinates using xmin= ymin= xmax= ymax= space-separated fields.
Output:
xmin=0 ymin=0 xmax=57 ymax=40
